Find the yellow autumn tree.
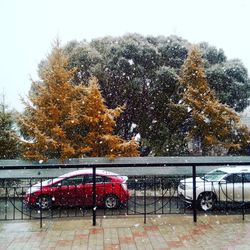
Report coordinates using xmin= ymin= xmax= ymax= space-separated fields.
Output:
xmin=181 ymin=46 xmax=250 ymax=155
xmin=19 ymin=42 xmax=139 ymax=161
xmin=82 ymin=79 xmax=139 ymax=158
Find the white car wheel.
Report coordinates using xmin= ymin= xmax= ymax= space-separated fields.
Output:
xmin=198 ymin=192 xmax=216 ymax=211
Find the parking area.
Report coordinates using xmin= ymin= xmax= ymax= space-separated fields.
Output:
xmin=2 ymin=172 xmax=250 ymax=223
xmin=2 ymin=159 xmax=250 ymax=248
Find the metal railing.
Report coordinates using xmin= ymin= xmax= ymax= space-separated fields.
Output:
xmin=1 ymin=156 xmax=250 ymax=227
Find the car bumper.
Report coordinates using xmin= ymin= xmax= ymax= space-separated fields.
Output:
xmin=178 ymin=194 xmax=193 ymax=204
xmin=178 ymin=190 xmax=193 ymax=204
xmin=23 ymin=193 xmax=37 ymax=206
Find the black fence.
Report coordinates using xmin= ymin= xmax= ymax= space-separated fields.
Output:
xmin=1 ymin=156 xmax=250 ymax=227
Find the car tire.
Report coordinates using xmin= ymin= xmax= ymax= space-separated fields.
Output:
xmin=37 ymin=195 xmax=52 ymax=210
xmin=104 ymin=194 xmax=119 ymax=209
xmin=198 ymin=192 xmax=216 ymax=211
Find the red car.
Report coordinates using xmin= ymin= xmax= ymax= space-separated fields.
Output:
xmin=24 ymin=169 xmax=129 ymax=209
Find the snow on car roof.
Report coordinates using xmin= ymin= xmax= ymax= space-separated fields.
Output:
xmin=216 ymin=166 xmax=250 ymax=174
xmin=59 ymin=169 xmax=119 ymax=178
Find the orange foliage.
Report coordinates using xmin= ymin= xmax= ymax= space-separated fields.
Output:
xmin=19 ymin=43 xmax=139 ymax=161
xmin=181 ymin=46 xmax=250 ymax=154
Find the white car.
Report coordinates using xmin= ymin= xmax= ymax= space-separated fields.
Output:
xmin=178 ymin=166 xmax=250 ymax=211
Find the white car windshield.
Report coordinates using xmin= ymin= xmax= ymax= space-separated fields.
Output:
xmin=201 ymin=170 xmax=227 ymax=182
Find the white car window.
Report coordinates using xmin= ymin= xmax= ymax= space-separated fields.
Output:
xmin=243 ymin=174 xmax=250 ymax=183
xmin=202 ymin=170 xmax=227 ymax=182
xmin=225 ymin=174 xmax=243 ymax=183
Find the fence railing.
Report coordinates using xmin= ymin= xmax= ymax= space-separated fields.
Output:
xmin=1 ymin=156 xmax=250 ymax=227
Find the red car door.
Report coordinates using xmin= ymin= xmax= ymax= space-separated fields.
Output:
xmin=80 ymin=174 xmax=113 ymax=206
xmin=51 ymin=175 xmax=85 ymax=206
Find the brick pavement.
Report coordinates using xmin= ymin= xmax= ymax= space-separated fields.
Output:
xmin=1 ymin=215 xmax=250 ymax=249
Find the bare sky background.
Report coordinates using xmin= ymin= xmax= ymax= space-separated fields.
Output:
xmin=1 ymin=0 xmax=250 ymax=111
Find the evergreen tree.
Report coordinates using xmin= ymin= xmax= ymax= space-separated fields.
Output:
xmin=0 ymin=99 xmax=21 ymax=159
xmin=143 ymin=66 xmax=189 ymax=156
xmin=19 ymin=43 xmax=139 ymax=161
xmin=181 ymin=47 xmax=250 ymax=155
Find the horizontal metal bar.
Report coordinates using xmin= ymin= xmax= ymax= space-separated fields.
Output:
xmin=1 ymin=156 xmax=250 ymax=169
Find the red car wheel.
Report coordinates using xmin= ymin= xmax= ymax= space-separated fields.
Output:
xmin=104 ymin=194 xmax=119 ymax=209
xmin=37 ymin=195 xmax=52 ymax=210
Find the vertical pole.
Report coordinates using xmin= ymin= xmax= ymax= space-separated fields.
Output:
xmin=29 ymin=178 xmax=32 ymax=219
xmin=144 ymin=180 xmax=147 ymax=224
xmin=192 ymin=165 xmax=197 ymax=223
xmin=40 ymin=178 xmax=43 ymax=228
xmin=242 ymin=173 xmax=245 ymax=221
xmin=21 ymin=186 xmax=24 ymax=220
xmin=92 ymin=166 xmax=97 ymax=226
xmin=5 ymin=187 xmax=7 ymax=220
xmin=13 ymin=186 xmax=16 ymax=220
xmin=134 ymin=180 xmax=137 ymax=215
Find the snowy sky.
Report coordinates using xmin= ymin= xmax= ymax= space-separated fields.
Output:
xmin=1 ymin=0 xmax=250 ymax=111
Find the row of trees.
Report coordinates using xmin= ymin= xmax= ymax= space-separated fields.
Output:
xmin=59 ymin=34 xmax=250 ymax=155
xmin=1 ymin=34 xmax=250 ymax=160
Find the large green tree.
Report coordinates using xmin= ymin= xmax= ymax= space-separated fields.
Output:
xmin=143 ymin=66 xmax=189 ymax=155
xmin=62 ymin=34 xmax=190 ymax=155
xmin=200 ymin=42 xmax=250 ymax=112
xmin=0 ymin=99 xmax=21 ymax=159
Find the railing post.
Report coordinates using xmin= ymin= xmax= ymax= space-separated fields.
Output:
xmin=5 ymin=186 xmax=7 ymax=220
xmin=242 ymin=173 xmax=245 ymax=221
xmin=40 ymin=177 xmax=43 ymax=228
xmin=192 ymin=165 xmax=197 ymax=223
xmin=144 ymin=180 xmax=147 ymax=224
xmin=92 ymin=166 xmax=97 ymax=226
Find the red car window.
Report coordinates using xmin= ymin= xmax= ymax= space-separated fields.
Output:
xmin=84 ymin=175 xmax=111 ymax=184
xmin=60 ymin=175 xmax=84 ymax=186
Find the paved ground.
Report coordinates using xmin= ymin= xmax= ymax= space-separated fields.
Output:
xmin=1 ymin=214 xmax=250 ymax=249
